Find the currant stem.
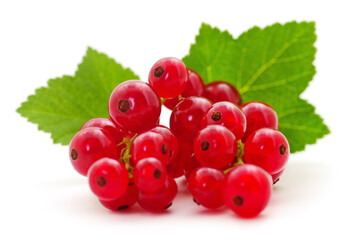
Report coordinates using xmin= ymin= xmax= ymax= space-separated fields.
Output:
xmin=160 ymin=95 xmax=183 ymax=105
xmin=119 ymin=134 xmax=138 ymax=178
xmin=236 ymin=140 xmax=244 ymax=159
xmin=223 ymin=140 xmax=245 ymax=174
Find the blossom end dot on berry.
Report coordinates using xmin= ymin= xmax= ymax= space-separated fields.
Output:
xmin=201 ymin=140 xmax=210 ymax=151
xmin=193 ymin=198 xmax=200 ymax=205
xmin=71 ymin=149 xmax=78 ymax=160
xmin=153 ymin=169 xmax=162 ymax=179
xmin=96 ymin=176 xmax=106 ymax=187
xmin=279 ymin=144 xmax=287 ymax=155
xmin=164 ymin=202 xmax=173 ymax=210
xmin=161 ymin=143 xmax=167 ymax=154
xmin=154 ymin=66 xmax=164 ymax=77
xmin=233 ymin=195 xmax=244 ymax=206
xmin=211 ymin=111 xmax=221 ymax=121
xmin=117 ymin=205 xmax=129 ymax=211
xmin=118 ymin=99 xmax=130 ymax=113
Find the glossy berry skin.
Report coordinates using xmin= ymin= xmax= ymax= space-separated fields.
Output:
xmin=138 ymin=175 xmax=178 ymax=212
xmin=99 ymin=182 xmax=138 ymax=211
xmin=150 ymin=125 xmax=179 ymax=164
xmin=201 ymin=101 xmax=247 ymax=140
xmin=81 ymin=117 xmax=134 ymax=140
xmin=204 ymin=81 xmax=241 ymax=105
xmin=193 ymin=125 xmax=237 ymax=169
xmin=170 ymin=96 xmax=212 ymax=142
xmin=131 ymin=131 xmax=170 ymax=166
xmin=148 ymin=57 xmax=188 ymax=98
xmin=241 ymin=101 xmax=278 ymax=142
xmin=184 ymin=152 xmax=201 ymax=180
xmin=188 ymin=167 xmax=225 ymax=209
xmin=223 ymin=164 xmax=272 ymax=218
xmin=166 ymin=157 xmax=184 ymax=179
xmin=176 ymin=141 xmax=199 ymax=180
xmin=150 ymin=126 xmax=182 ymax=178
xmin=81 ymin=118 xmax=131 ymax=159
xmin=108 ymin=80 xmax=161 ymax=133
xmin=164 ymin=69 xmax=205 ymax=110
xmin=244 ymin=128 xmax=289 ymax=175
xmin=88 ymin=158 xmax=129 ymax=201
xmin=69 ymin=127 xmax=118 ymax=176
xmin=271 ymin=169 xmax=285 ymax=184
xmin=166 ymin=141 xmax=193 ymax=179
xmin=133 ymin=158 xmax=167 ymax=192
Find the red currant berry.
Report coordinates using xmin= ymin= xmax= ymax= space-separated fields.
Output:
xmin=201 ymin=101 xmax=247 ymax=140
xmin=166 ymin=141 xmax=194 ymax=179
xmin=88 ymin=158 xmax=129 ymax=201
xmin=183 ymin=69 xmax=205 ymax=96
xmin=131 ymin=131 xmax=170 ymax=166
xmin=271 ymin=169 xmax=284 ymax=184
xmin=69 ymin=127 xmax=118 ymax=176
xmin=133 ymin=158 xmax=167 ymax=192
xmin=99 ymin=181 xmax=138 ymax=211
xmin=163 ymin=69 xmax=205 ymax=110
xmin=108 ymin=80 xmax=161 ymax=133
xmin=223 ymin=164 xmax=272 ymax=218
xmin=184 ymin=153 xmax=201 ymax=180
xmin=166 ymin=156 xmax=184 ymax=179
xmin=193 ymin=125 xmax=237 ymax=169
xmin=180 ymin=142 xmax=201 ymax=179
xmin=150 ymin=125 xmax=182 ymax=178
xmin=204 ymin=81 xmax=241 ymax=105
xmin=243 ymin=128 xmax=289 ymax=175
xmin=163 ymin=97 xmax=182 ymax=111
xmin=170 ymin=96 xmax=212 ymax=142
xmin=188 ymin=167 xmax=225 ymax=209
xmin=148 ymin=57 xmax=188 ymax=98
xmin=81 ymin=118 xmax=131 ymax=159
xmin=150 ymin=125 xmax=179 ymax=164
xmin=241 ymin=101 xmax=278 ymax=142
xmin=138 ymin=175 xmax=178 ymax=212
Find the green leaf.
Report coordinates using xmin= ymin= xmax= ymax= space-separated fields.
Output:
xmin=278 ymin=98 xmax=330 ymax=152
xmin=183 ymin=22 xmax=329 ymax=153
xmin=17 ymin=48 xmax=139 ymax=145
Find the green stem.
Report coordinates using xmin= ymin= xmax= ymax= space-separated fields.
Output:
xmin=224 ymin=140 xmax=245 ymax=174
xmin=160 ymin=95 xmax=183 ymax=106
xmin=118 ymin=134 xmax=138 ymax=178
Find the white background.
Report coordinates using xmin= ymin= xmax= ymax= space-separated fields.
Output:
xmin=0 ymin=0 xmax=349 ymax=239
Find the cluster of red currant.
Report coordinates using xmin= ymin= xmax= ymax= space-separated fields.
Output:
xmin=69 ymin=57 xmax=289 ymax=217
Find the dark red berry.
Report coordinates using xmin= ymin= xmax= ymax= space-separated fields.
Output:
xmin=188 ymin=167 xmax=225 ymax=209
xmin=150 ymin=125 xmax=179 ymax=164
xmin=163 ymin=69 xmax=205 ymax=109
xmin=81 ymin=118 xmax=132 ymax=159
xmin=133 ymin=157 xmax=167 ymax=192
xmin=223 ymin=164 xmax=272 ymax=218
xmin=204 ymin=81 xmax=241 ymax=105
xmin=170 ymin=96 xmax=212 ymax=142
xmin=201 ymin=101 xmax=247 ymax=140
xmin=88 ymin=158 xmax=129 ymax=201
xmin=108 ymin=80 xmax=161 ymax=133
xmin=241 ymin=101 xmax=278 ymax=142
xmin=243 ymin=128 xmax=289 ymax=175
xmin=148 ymin=57 xmax=188 ymax=98
xmin=131 ymin=131 xmax=171 ymax=166
xmin=69 ymin=127 xmax=118 ymax=176
xmin=138 ymin=175 xmax=178 ymax=212
xmin=193 ymin=125 xmax=237 ymax=169
xmin=98 ymin=181 xmax=138 ymax=211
